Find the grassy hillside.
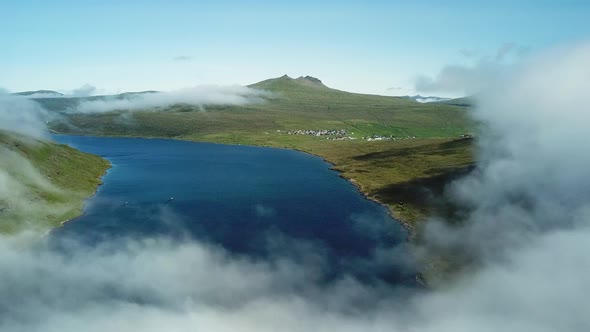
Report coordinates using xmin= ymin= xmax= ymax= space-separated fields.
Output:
xmin=0 ymin=130 xmax=110 ymax=234
xmin=47 ymin=76 xmax=470 ymax=140
xmin=46 ymin=75 xmax=474 ymax=229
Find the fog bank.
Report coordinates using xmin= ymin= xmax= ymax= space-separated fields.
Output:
xmin=73 ymin=85 xmax=271 ymax=114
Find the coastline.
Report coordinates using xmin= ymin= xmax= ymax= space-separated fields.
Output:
xmin=336 ymin=172 xmax=415 ymax=236
xmin=43 ymin=154 xmax=112 ymax=237
xmin=59 ymin=160 xmax=112 ymax=227
xmin=283 ymin=145 xmax=416 ymax=238
xmin=39 ymin=160 xmax=111 ymax=238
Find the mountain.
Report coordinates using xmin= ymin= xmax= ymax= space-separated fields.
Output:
xmin=14 ymin=90 xmax=64 ymax=98
xmin=0 ymin=130 xmax=109 ymax=234
xmin=32 ymin=90 xmax=160 ymax=112
xmin=401 ymin=95 xmax=451 ymax=103
xmin=50 ymin=74 xmax=470 ymax=140
xmin=247 ymin=75 xmax=417 ymax=105
xmin=248 ymin=74 xmax=330 ymax=92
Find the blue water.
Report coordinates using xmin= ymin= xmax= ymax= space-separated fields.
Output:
xmin=51 ymin=135 xmax=414 ymax=285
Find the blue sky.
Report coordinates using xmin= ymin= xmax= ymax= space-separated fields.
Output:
xmin=1 ymin=0 xmax=588 ymax=96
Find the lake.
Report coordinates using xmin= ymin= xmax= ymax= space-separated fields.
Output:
xmin=51 ymin=135 xmax=415 ymax=285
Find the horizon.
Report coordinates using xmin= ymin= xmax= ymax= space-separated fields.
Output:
xmin=6 ymin=74 xmax=463 ymax=99
xmin=2 ymin=1 xmax=589 ymax=98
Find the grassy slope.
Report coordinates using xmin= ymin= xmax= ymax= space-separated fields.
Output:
xmin=0 ymin=130 xmax=110 ymax=234
xmin=48 ymin=76 xmax=474 ymax=229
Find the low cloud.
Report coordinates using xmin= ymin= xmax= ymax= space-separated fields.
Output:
xmin=386 ymin=86 xmax=403 ymax=91
xmin=70 ymin=84 xmax=98 ymax=97
xmin=494 ymin=42 xmax=530 ymax=61
xmin=415 ymin=62 xmax=508 ymax=95
xmin=0 ymin=92 xmax=50 ymax=138
xmin=416 ymin=43 xmax=528 ymax=95
xmin=0 ymin=93 xmax=80 ymax=232
xmin=0 ymin=147 xmax=71 ymax=232
xmin=72 ymin=85 xmax=272 ymax=114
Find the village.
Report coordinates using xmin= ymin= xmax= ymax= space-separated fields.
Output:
xmin=279 ymin=129 xmax=349 ymax=136
xmin=276 ymin=129 xmax=421 ymax=141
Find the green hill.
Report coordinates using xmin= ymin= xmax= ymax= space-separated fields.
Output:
xmin=0 ymin=130 xmax=110 ymax=234
xmin=32 ymin=90 xmax=159 ymax=112
xmin=49 ymin=75 xmax=471 ymax=140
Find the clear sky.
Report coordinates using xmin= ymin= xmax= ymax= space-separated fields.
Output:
xmin=1 ymin=0 xmax=588 ymax=96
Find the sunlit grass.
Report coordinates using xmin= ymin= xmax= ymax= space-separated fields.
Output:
xmin=0 ymin=130 xmax=110 ymax=234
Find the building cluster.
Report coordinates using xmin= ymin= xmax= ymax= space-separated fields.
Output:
xmin=277 ymin=129 xmax=424 ymax=142
xmin=326 ymin=136 xmax=357 ymax=141
xmin=363 ymin=135 xmax=416 ymax=141
xmin=279 ymin=129 xmax=348 ymax=136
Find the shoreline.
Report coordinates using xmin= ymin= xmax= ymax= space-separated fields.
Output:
xmin=42 ymin=157 xmax=112 ymax=238
xmin=275 ymin=145 xmax=416 ymax=238
xmin=61 ymin=160 xmax=112 ymax=227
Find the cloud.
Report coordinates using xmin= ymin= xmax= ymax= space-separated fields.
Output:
xmin=0 ymin=147 xmax=71 ymax=231
xmin=416 ymin=43 xmax=528 ymax=95
xmin=70 ymin=84 xmax=97 ymax=97
xmin=0 ymin=92 xmax=50 ymax=138
xmin=0 ymin=235 xmax=396 ymax=332
xmin=72 ymin=85 xmax=272 ymax=114
xmin=386 ymin=86 xmax=403 ymax=91
xmin=2 ymin=42 xmax=590 ymax=331
xmin=495 ymin=42 xmax=530 ymax=61
xmin=413 ymin=97 xmax=449 ymax=103
xmin=494 ymin=42 xmax=516 ymax=61
xmin=415 ymin=62 xmax=508 ymax=95
xmin=0 ymin=93 xmax=80 ymax=232
xmin=449 ymin=42 xmax=589 ymax=245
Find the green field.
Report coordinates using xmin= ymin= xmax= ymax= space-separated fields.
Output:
xmin=0 ymin=130 xmax=110 ymax=234
xmin=47 ymin=75 xmax=475 ymax=229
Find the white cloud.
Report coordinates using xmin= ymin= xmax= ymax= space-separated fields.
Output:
xmin=70 ymin=84 xmax=98 ymax=97
xmin=0 ymin=92 xmax=49 ymax=138
xmin=416 ymin=43 xmax=528 ymax=95
xmin=73 ymin=85 xmax=272 ymax=113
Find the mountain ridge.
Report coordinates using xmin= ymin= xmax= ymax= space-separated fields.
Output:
xmin=13 ymin=90 xmax=64 ymax=97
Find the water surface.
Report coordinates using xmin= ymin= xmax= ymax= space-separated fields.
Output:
xmin=52 ymin=135 xmax=414 ymax=284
